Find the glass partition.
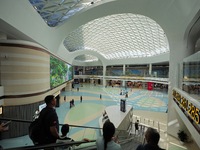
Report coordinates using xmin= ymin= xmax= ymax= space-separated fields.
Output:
xmin=182 ymin=51 xmax=200 ymax=99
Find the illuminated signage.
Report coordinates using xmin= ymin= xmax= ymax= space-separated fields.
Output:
xmin=173 ymin=89 xmax=200 ymax=133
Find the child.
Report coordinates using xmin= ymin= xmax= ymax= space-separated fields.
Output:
xmin=57 ymin=124 xmax=90 ymax=150
xmin=56 ymin=124 xmax=74 ymax=150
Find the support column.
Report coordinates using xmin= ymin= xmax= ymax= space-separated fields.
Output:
xmin=83 ymin=66 xmax=85 ymax=75
xmin=103 ymin=65 xmax=106 ymax=87
xmin=83 ymin=66 xmax=85 ymax=82
xmin=122 ymin=65 xmax=126 ymax=87
xmin=149 ymin=63 xmax=152 ymax=77
xmin=123 ymin=64 xmax=126 ymax=75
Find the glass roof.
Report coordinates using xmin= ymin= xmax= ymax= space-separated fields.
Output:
xmin=64 ymin=14 xmax=169 ymax=60
xmin=75 ymin=54 xmax=98 ymax=62
xmin=29 ymin=1 xmax=169 ymax=62
xmin=29 ymin=0 xmax=102 ymax=27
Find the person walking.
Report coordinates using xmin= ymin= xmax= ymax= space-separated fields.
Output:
xmin=80 ymin=95 xmax=83 ymax=103
xmin=100 ymin=94 xmax=102 ymax=99
xmin=135 ymin=120 xmax=139 ymax=134
xmin=64 ymin=96 xmax=66 ymax=102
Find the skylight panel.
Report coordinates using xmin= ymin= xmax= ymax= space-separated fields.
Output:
xmin=63 ymin=13 xmax=169 ymax=61
xmin=29 ymin=0 xmax=103 ymax=27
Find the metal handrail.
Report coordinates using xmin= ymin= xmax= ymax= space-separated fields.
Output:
xmin=0 ymin=117 xmax=128 ymax=150
xmin=4 ymin=140 xmax=96 ymax=150
xmin=0 ymin=117 xmax=101 ymax=129
xmin=0 ymin=117 xmax=127 ymax=132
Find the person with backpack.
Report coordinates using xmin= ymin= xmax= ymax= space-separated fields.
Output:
xmin=29 ymin=95 xmax=60 ymax=148
xmin=41 ymin=95 xmax=60 ymax=145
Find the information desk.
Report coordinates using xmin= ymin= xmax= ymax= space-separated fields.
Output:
xmin=99 ymin=105 xmax=133 ymax=135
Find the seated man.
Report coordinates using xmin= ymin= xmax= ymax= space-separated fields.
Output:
xmin=136 ymin=127 xmax=165 ymax=150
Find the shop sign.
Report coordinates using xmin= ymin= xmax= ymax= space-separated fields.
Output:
xmin=173 ymin=89 xmax=200 ymax=133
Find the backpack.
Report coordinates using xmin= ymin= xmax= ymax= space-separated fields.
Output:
xmin=29 ymin=110 xmax=49 ymax=145
xmin=29 ymin=116 xmax=46 ymax=145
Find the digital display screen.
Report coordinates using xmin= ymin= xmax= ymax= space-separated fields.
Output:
xmin=50 ymin=56 xmax=73 ymax=88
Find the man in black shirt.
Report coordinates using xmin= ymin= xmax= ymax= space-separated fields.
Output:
xmin=39 ymin=95 xmax=60 ymax=146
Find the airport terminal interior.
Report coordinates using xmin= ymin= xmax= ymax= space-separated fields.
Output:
xmin=0 ymin=0 xmax=200 ymax=150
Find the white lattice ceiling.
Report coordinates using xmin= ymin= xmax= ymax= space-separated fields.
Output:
xmin=64 ymin=14 xmax=169 ymax=61
xmin=29 ymin=1 xmax=169 ymax=62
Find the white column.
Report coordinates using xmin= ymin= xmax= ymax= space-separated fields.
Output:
xmin=122 ymin=65 xmax=126 ymax=87
xmin=103 ymin=65 xmax=106 ymax=86
xmin=83 ymin=66 xmax=85 ymax=75
xmin=82 ymin=66 xmax=85 ymax=82
xmin=123 ymin=64 xmax=126 ymax=75
xmin=149 ymin=63 xmax=152 ymax=76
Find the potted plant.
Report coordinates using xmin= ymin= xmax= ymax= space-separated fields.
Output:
xmin=177 ymin=130 xmax=188 ymax=143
